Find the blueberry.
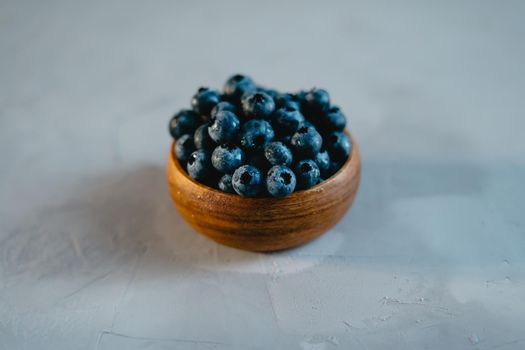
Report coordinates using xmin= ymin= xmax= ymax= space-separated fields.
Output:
xmin=168 ymin=110 xmax=199 ymax=139
xmin=323 ymin=106 xmax=346 ymax=131
xmin=191 ymin=87 xmax=221 ymax=118
xmin=257 ymin=87 xmax=279 ymax=100
xmin=328 ymin=160 xmax=344 ymax=177
xmin=187 ymin=150 xmax=213 ymax=182
xmin=325 ymin=131 xmax=351 ymax=162
xmin=314 ymin=149 xmax=331 ymax=177
xmin=275 ymin=93 xmax=301 ymax=110
xmin=299 ymin=120 xmax=315 ymax=129
xmin=223 ymin=74 xmax=256 ymax=101
xmin=273 ymin=106 xmax=305 ymax=134
xmin=218 ymin=174 xmax=235 ymax=193
xmin=294 ymin=159 xmax=320 ymax=190
xmin=295 ymin=90 xmax=308 ymax=102
xmin=266 ymin=165 xmax=296 ymax=197
xmin=208 ymin=110 xmax=240 ymax=144
xmin=305 ymin=88 xmax=330 ymax=112
xmin=211 ymin=101 xmax=238 ymax=118
xmin=211 ymin=143 xmax=245 ymax=174
xmin=174 ymin=134 xmax=195 ymax=166
xmin=193 ymin=124 xmax=216 ymax=150
xmin=241 ymin=91 xmax=275 ymax=119
xmin=239 ymin=119 xmax=275 ymax=151
xmin=290 ymin=125 xmax=323 ymax=158
xmin=264 ymin=141 xmax=293 ymax=166
xmin=232 ymin=165 xmax=262 ymax=197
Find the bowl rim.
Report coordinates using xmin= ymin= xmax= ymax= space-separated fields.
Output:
xmin=169 ymin=129 xmax=358 ymax=200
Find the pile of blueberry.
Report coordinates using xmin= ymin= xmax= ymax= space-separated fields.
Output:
xmin=169 ymin=74 xmax=351 ymax=198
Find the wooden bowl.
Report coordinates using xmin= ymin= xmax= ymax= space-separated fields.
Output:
xmin=166 ymin=131 xmax=361 ymax=251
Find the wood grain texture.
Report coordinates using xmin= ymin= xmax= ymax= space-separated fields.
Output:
xmin=166 ymin=131 xmax=361 ymax=251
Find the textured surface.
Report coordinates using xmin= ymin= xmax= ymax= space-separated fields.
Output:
xmin=1 ymin=0 xmax=525 ymax=349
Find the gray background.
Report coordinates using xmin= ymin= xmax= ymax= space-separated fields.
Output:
xmin=1 ymin=0 xmax=524 ymax=349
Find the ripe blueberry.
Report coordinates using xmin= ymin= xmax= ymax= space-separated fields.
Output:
xmin=328 ymin=160 xmax=343 ymax=177
xmin=191 ymin=87 xmax=221 ymax=118
xmin=239 ymin=119 xmax=275 ymax=151
xmin=294 ymin=159 xmax=320 ymax=190
xmin=193 ymin=123 xmax=216 ymax=150
xmin=323 ymin=106 xmax=346 ymax=131
xmin=241 ymin=91 xmax=275 ymax=119
xmin=211 ymin=101 xmax=238 ymax=118
xmin=264 ymin=141 xmax=293 ymax=166
xmin=290 ymin=125 xmax=323 ymax=158
xmin=305 ymin=88 xmax=330 ymax=112
xmin=208 ymin=110 xmax=240 ymax=144
xmin=256 ymin=87 xmax=280 ymax=100
xmin=299 ymin=120 xmax=315 ymax=129
xmin=273 ymin=106 xmax=305 ymax=134
xmin=275 ymin=93 xmax=301 ymax=110
xmin=187 ymin=150 xmax=213 ymax=182
xmin=266 ymin=165 xmax=296 ymax=197
xmin=232 ymin=165 xmax=262 ymax=197
xmin=218 ymin=174 xmax=235 ymax=193
xmin=314 ymin=149 xmax=331 ymax=177
xmin=211 ymin=143 xmax=245 ymax=174
xmin=325 ymin=131 xmax=351 ymax=162
xmin=174 ymin=134 xmax=195 ymax=166
xmin=169 ymin=110 xmax=199 ymax=139
xmin=223 ymin=74 xmax=256 ymax=102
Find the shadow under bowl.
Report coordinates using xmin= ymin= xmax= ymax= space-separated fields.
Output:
xmin=166 ymin=131 xmax=361 ymax=251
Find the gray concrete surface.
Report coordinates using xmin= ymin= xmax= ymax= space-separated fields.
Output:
xmin=1 ymin=0 xmax=524 ymax=349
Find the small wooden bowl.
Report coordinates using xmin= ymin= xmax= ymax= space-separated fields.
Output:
xmin=166 ymin=131 xmax=361 ymax=251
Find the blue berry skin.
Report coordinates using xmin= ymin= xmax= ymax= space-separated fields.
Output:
xmin=211 ymin=143 xmax=245 ymax=174
xmin=208 ymin=110 xmax=240 ymax=144
xmin=239 ymin=119 xmax=275 ymax=151
xmin=299 ymin=120 xmax=315 ymax=129
xmin=325 ymin=131 xmax=351 ymax=162
xmin=266 ymin=165 xmax=296 ymax=197
xmin=211 ymin=101 xmax=238 ymax=118
xmin=232 ymin=165 xmax=262 ymax=197
xmin=241 ymin=91 xmax=275 ymax=119
xmin=273 ymin=106 xmax=305 ymax=135
xmin=275 ymin=93 xmax=301 ymax=110
xmin=256 ymin=87 xmax=280 ymax=100
xmin=290 ymin=125 xmax=323 ymax=159
xmin=223 ymin=74 xmax=256 ymax=101
xmin=169 ymin=110 xmax=199 ymax=139
xmin=305 ymin=88 xmax=330 ymax=112
xmin=193 ymin=123 xmax=216 ymax=150
xmin=314 ymin=149 xmax=331 ymax=177
xmin=191 ymin=87 xmax=221 ymax=118
xmin=323 ymin=106 xmax=346 ymax=131
xmin=218 ymin=174 xmax=235 ymax=193
xmin=187 ymin=150 xmax=213 ymax=182
xmin=294 ymin=159 xmax=321 ymax=190
xmin=264 ymin=141 xmax=293 ymax=166
xmin=328 ymin=160 xmax=343 ymax=177
xmin=295 ymin=90 xmax=308 ymax=102
xmin=174 ymin=134 xmax=195 ymax=166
